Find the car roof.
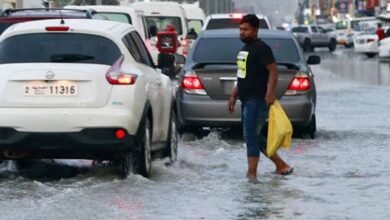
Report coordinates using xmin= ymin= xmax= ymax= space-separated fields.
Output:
xmin=131 ymin=1 xmax=184 ymax=16
xmin=200 ymin=28 xmax=293 ymax=39
xmin=0 ymin=18 xmax=134 ymax=39
xmin=1 ymin=8 xmax=93 ymax=18
xmin=65 ymin=5 xmax=140 ymax=15
xmin=207 ymin=13 xmax=266 ymax=19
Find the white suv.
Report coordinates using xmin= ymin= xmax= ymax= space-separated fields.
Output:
xmin=0 ymin=19 xmax=178 ymax=178
xmin=202 ymin=13 xmax=271 ymax=31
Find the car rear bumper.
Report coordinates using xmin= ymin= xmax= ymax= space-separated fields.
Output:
xmin=177 ymin=93 xmax=315 ymax=128
xmin=379 ymin=46 xmax=390 ymax=58
xmin=0 ymin=107 xmax=141 ymax=135
xmin=0 ymin=128 xmax=135 ymax=160
xmin=354 ymin=42 xmax=378 ymax=53
xmin=337 ymin=36 xmax=353 ymax=45
xmin=177 ymin=94 xmax=242 ymax=127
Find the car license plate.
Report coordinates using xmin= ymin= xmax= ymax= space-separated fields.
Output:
xmin=24 ymin=81 xmax=78 ymax=96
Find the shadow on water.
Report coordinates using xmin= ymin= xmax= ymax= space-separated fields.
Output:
xmin=0 ymin=160 xmax=92 ymax=182
xmin=236 ymin=177 xmax=306 ymax=220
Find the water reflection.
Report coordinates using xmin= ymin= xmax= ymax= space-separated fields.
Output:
xmin=308 ymin=48 xmax=390 ymax=86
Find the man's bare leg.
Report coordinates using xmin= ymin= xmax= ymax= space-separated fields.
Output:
xmin=247 ymin=157 xmax=260 ymax=180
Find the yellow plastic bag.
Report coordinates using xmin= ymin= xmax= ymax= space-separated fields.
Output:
xmin=266 ymin=100 xmax=293 ymax=157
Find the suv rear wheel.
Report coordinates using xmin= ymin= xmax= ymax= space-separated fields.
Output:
xmin=119 ymin=115 xmax=152 ymax=178
xmin=132 ymin=116 xmax=152 ymax=177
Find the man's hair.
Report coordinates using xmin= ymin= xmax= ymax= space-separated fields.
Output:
xmin=240 ymin=14 xmax=260 ymax=29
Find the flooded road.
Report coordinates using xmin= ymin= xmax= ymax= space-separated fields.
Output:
xmin=1 ymin=47 xmax=390 ymax=220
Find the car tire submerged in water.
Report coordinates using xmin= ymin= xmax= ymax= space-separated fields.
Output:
xmin=328 ymin=39 xmax=337 ymax=52
xmin=365 ymin=53 xmax=377 ymax=58
xmin=305 ymin=114 xmax=316 ymax=139
xmin=119 ymin=116 xmax=152 ymax=179
xmin=303 ymin=39 xmax=313 ymax=52
xmin=165 ymin=111 xmax=178 ymax=163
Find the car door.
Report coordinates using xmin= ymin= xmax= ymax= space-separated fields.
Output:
xmin=122 ymin=31 xmax=166 ymax=142
xmin=318 ymin=27 xmax=329 ymax=45
xmin=310 ymin=26 xmax=320 ymax=45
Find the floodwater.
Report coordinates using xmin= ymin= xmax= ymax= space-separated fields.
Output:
xmin=1 ymin=48 xmax=390 ymax=220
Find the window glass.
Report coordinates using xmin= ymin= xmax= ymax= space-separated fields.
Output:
xmin=206 ymin=18 xmax=269 ymax=30
xmin=130 ymin=32 xmax=153 ymax=67
xmin=98 ymin=12 xmax=131 ymax=24
xmin=0 ymin=33 xmax=121 ymax=65
xmin=122 ymin=34 xmax=143 ymax=63
xmin=291 ymin=27 xmax=308 ymax=33
xmin=193 ymin=38 xmax=300 ymax=64
xmin=145 ymin=16 xmax=182 ymax=36
xmin=188 ymin=19 xmax=203 ymax=34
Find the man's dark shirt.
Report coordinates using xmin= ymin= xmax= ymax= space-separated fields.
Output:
xmin=236 ymin=38 xmax=275 ymax=102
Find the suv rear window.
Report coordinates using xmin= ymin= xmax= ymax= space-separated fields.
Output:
xmin=206 ymin=18 xmax=269 ymax=30
xmin=0 ymin=33 xmax=121 ymax=65
xmin=0 ymin=22 xmax=15 ymax=34
xmin=291 ymin=27 xmax=308 ymax=33
xmin=97 ymin=12 xmax=131 ymax=24
xmin=193 ymin=38 xmax=300 ymax=64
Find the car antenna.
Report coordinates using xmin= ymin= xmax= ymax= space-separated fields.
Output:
xmin=59 ymin=8 xmax=65 ymax=25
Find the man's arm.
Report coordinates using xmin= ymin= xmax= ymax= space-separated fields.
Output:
xmin=265 ymin=62 xmax=278 ymax=106
xmin=228 ymin=86 xmax=239 ymax=113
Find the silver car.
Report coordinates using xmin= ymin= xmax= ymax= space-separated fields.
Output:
xmin=176 ymin=29 xmax=320 ymax=137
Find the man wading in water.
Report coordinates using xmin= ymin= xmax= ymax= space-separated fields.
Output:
xmin=227 ymin=14 xmax=293 ymax=182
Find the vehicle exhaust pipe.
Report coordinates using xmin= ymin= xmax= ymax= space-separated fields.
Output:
xmin=3 ymin=148 xmax=28 ymax=159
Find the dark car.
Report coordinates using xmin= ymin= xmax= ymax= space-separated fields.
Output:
xmin=0 ymin=8 xmax=104 ymax=35
xmin=176 ymin=29 xmax=320 ymax=137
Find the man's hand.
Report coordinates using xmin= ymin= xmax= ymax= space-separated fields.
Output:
xmin=227 ymin=97 xmax=237 ymax=113
xmin=265 ymin=91 xmax=276 ymax=106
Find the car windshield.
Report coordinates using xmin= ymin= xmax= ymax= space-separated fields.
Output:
xmin=336 ymin=21 xmax=348 ymax=30
xmin=0 ymin=33 xmax=121 ymax=65
xmin=206 ymin=18 xmax=269 ymax=30
xmin=193 ymin=38 xmax=300 ymax=64
xmin=96 ymin=12 xmax=131 ymax=24
xmin=188 ymin=19 xmax=203 ymax=34
xmin=145 ymin=16 xmax=182 ymax=35
xmin=291 ymin=27 xmax=308 ymax=33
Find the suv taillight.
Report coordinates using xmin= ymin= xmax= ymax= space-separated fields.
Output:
xmin=182 ymin=72 xmax=206 ymax=95
xmin=106 ymin=56 xmax=137 ymax=85
xmin=285 ymin=73 xmax=310 ymax=96
xmin=45 ymin=26 xmax=69 ymax=31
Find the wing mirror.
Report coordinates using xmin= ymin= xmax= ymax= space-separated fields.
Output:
xmin=307 ymin=55 xmax=321 ymax=65
xmin=157 ymin=53 xmax=186 ymax=78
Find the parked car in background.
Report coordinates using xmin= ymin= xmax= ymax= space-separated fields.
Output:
xmin=378 ymin=37 xmax=390 ymax=59
xmin=130 ymin=1 xmax=189 ymax=61
xmin=202 ymin=13 xmax=271 ymax=31
xmin=354 ymin=33 xmax=379 ymax=57
xmin=353 ymin=20 xmax=384 ymax=58
xmin=291 ymin=25 xmax=337 ymax=52
xmin=0 ymin=19 xmax=179 ymax=178
xmin=64 ymin=5 xmax=149 ymax=42
xmin=0 ymin=8 xmax=104 ymax=35
xmin=176 ymin=29 xmax=320 ymax=138
xmin=335 ymin=17 xmax=377 ymax=48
